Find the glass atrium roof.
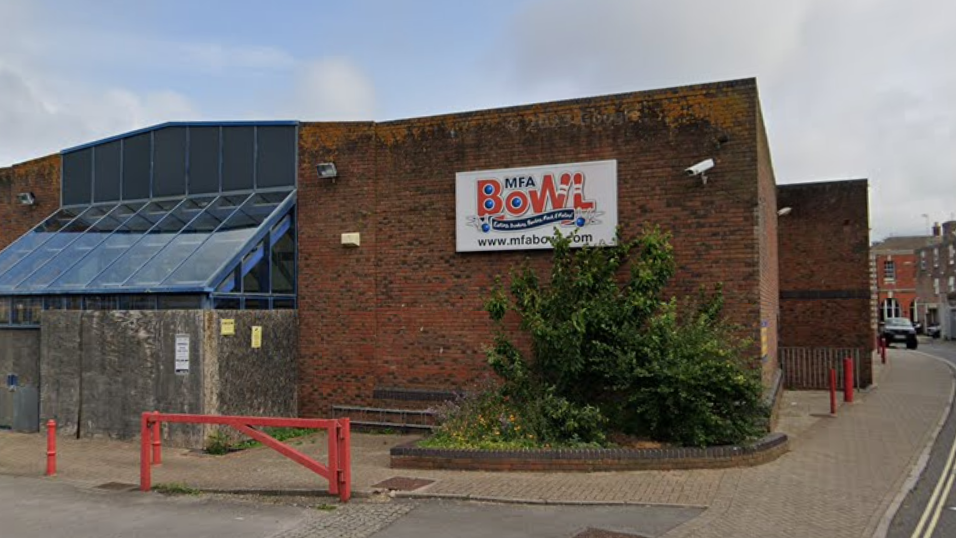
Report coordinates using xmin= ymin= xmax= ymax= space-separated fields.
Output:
xmin=0 ymin=189 xmax=295 ymax=295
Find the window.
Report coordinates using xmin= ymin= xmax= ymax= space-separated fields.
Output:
xmin=934 ymin=248 xmax=939 ymax=268
xmin=934 ymin=278 xmax=940 ymax=295
xmin=921 ymin=251 xmax=927 ymax=271
xmin=950 ymin=276 xmax=955 ymax=293
xmin=949 ymin=244 xmax=955 ymax=266
xmin=880 ymin=298 xmax=902 ymax=320
xmin=883 ymin=261 xmax=896 ymax=281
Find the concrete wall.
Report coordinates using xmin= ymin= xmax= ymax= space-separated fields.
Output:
xmin=297 ymin=78 xmax=769 ymax=416
xmin=40 ymin=310 xmax=297 ymax=448
xmin=41 ymin=311 xmax=206 ymax=445
xmin=204 ymin=310 xmax=297 ymax=418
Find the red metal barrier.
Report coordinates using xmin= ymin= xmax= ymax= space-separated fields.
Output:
xmin=139 ymin=413 xmax=351 ymax=501
xmin=46 ymin=420 xmax=56 ymax=476
xmin=843 ymin=357 xmax=854 ymax=403
xmin=829 ymin=368 xmax=837 ymax=415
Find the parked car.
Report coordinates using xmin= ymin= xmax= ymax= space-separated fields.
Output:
xmin=926 ymin=324 xmax=941 ymax=339
xmin=881 ymin=317 xmax=919 ymax=349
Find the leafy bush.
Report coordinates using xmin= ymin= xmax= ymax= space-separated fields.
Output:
xmin=431 ymin=227 xmax=767 ymax=448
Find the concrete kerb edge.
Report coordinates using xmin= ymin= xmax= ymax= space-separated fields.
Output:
xmin=391 ymin=490 xmax=709 ymax=509
xmin=871 ymin=350 xmax=956 ymax=538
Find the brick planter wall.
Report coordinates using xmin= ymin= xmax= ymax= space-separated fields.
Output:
xmin=391 ymin=433 xmax=788 ymax=472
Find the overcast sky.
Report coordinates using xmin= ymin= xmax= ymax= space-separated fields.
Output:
xmin=1 ymin=0 xmax=953 ymax=240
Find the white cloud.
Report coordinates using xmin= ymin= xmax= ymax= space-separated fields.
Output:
xmin=289 ymin=58 xmax=377 ymax=120
xmin=499 ymin=0 xmax=956 ymax=240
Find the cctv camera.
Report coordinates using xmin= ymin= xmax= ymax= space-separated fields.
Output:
xmin=684 ymin=159 xmax=715 ymax=177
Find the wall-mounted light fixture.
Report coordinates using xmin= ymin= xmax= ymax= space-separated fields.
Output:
xmin=316 ymin=162 xmax=338 ymax=181
xmin=777 ymin=207 xmax=792 ymax=216
xmin=16 ymin=192 xmax=36 ymax=206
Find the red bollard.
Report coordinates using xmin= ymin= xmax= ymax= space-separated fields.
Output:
xmin=46 ymin=419 xmax=56 ymax=476
xmin=880 ymin=337 xmax=887 ymax=364
xmin=151 ymin=411 xmax=162 ymax=465
xmin=829 ymin=368 xmax=838 ymax=415
xmin=844 ymin=357 xmax=855 ymax=403
xmin=140 ymin=413 xmax=151 ymax=492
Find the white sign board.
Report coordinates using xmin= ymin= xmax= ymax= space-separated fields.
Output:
xmin=174 ymin=334 xmax=190 ymax=375
xmin=456 ymin=160 xmax=618 ymax=252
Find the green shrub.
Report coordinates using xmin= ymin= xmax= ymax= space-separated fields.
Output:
xmin=432 ymin=227 xmax=767 ymax=448
xmin=204 ymin=429 xmax=232 ymax=455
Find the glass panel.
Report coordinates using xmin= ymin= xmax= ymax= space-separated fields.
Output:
xmin=90 ymin=197 xmax=214 ymax=287
xmin=0 ymin=207 xmax=87 ymax=276
xmin=11 ymin=297 xmax=42 ymax=324
xmin=85 ymin=295 xmax=118 ymax=311
xmin=272 ymin=297 xmax=295 ymax=309
xmin=242 ymin=243 xmax=266 ymax=293
xmin=18 ymin=203 xmax=146 ymax=291
xmin=0 ymin=297 xmax=11 ymax=323
xmin=126 ymin=195 xmax=249 ymax=286
xmin=43 ymin=297 xmax=65 ymax=310
xmin=163 ymin=191 xmax=289 ymax=286
xmin=271 ymin=219 xmax=294 ymax=294
xmin=157 ymin=295 xmax=203 ymax=309
xmin=216 ymin=269 xmax=239 ymax=293
xmin=0 ymin=206 xmax=112 ymax=290
xmin=49 ymin=200 xmax=180 ymax=289
xmin=244 ymin=298 xmax=267 ymax=310
xmin=118 ymin=295 xmax=157 ymax=310
xmin=213 ymin=297 xmax=241 ymax=310
xmin=64 ymin=296 xmax=83 ymax=310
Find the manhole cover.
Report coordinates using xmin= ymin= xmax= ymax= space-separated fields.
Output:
xmin=573 ymin=529 xmax=648 ymax=538
xmin=372 ymin=477 xmax=435 ymax=491
xmin=95 ymin=482 xmax=137 ymax=491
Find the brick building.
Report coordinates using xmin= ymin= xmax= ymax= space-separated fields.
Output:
xmin=915 ymin=222 xmax=956 ymax=339
xmin=871 ymin=235 xmax=936 ymax=325
xmin=0 ymin=78 xmax=874 ymax=433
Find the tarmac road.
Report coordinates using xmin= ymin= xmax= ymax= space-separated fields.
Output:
xmin=887 ymin=338 xmax=956 ymax=538
xmin=0 ymin=475 xmax=308 ymax=538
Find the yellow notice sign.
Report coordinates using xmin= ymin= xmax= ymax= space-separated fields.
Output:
xmin=221 ymin=319 xmax=235 ymax=336
xmin=251 ymin=326 xmax=262 ymax=349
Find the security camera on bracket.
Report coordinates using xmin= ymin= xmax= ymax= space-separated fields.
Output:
xmin=684 ymin=159 xmax=715 ymax=185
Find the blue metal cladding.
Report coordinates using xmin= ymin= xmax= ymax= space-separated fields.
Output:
xmin=60 ymin=122 xmax=297 ymax=207
xmin=0 ymin=189 xmax=295 ymax=295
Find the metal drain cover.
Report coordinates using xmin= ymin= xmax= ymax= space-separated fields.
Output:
xmin=95 ymin=482 xmax=137 ymax=491
xmin=573 ymin=529 xmax=649 ymax=538
xmin=372 ymin=476 xmax=435 ymax=491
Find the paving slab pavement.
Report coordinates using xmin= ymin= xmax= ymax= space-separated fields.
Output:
xmin=0 ymin=349 xmax=950 ymax=538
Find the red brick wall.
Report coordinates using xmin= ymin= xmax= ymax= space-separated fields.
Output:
xmin=875 ymin=252 xmax=919 ymax=319
xmin=756 ymin=107 xmax=780 ymax=386
xmin=777 ymin=180 xmax=872 ymax=350
xmin=0 ymin=155 xmax=62 ymax=250
xmin=296 ymin=79 xmax=770 ymax=416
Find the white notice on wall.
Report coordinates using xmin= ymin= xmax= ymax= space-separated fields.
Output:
xmin=175 ymin=334 xmax=190 ymax=375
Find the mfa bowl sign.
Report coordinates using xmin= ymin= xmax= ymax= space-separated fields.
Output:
xmin=456 ymin=160 xmax=618 ymax=252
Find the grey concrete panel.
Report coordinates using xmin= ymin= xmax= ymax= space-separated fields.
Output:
xmin=40 ymin=311 xmax=83 ymax=435
xmin=77 ymin=310 xmax=206 ymax=446
xmin=209 ymin=310 xmax=297 ymax=418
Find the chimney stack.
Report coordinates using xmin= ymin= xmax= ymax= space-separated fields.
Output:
xmin=932 ymin=222 xmax=942 ymax=237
